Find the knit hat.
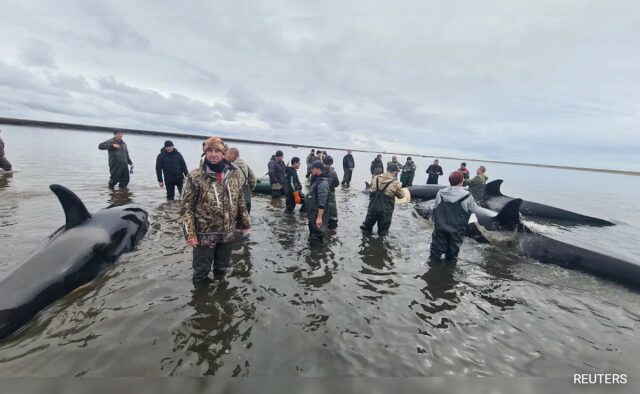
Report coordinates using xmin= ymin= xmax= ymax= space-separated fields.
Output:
xmin=323 ymin=155 xmax=334 ymax=165
xmin=164 ymin=140 xmax=174 ymax=148
xmin=311 ymin=160 xmax=324 ymax=170
xmin=449 ymin=171 xmax=464 ymax=186
xmin=203 ymin=137 xmax=226 ymax=153
xmin=387 ymin=163 xmax=398 ymax=172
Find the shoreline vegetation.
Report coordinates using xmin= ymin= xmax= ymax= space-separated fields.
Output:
xmin=1 ymin=116 xmax=638 ymax=177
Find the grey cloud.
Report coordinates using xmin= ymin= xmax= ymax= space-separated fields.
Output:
xmin=19 ymin=39 xmax=57 ymax=69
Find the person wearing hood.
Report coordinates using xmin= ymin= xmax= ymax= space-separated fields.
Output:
xmin=0 ymin=129 xmax=12 ymax=171
xmin=156 ymin=140 xmax=189 ymax=200
xmin=226 ymin=147 xmax=257 ymax=213
xmin=323 ymin=155 xmax=340 ymax=229
xmin=285 ymin=157 xmax=306 ymax=213
xmin=370 ymin=154 xmax=384 ymax=176
xmin=341 ymin=149 xmax=355 ymax=187
xmin=387 ymin=156 xmax=404 ymax=172
xmin=463 ymin=166 xmax=489 ymax=204
xmin=268 ymin=150 xmax=286 ymax=197
xmin=400 ymin=157 xmax=416 ymax=187
xmin=429 ymin=171 xmax=479 ymax=265
xmin=306 ymin=161 xmax=331 ymax=246
xmin=360 ymin=163 xmax=405 ymax=236
xmin=98 ymin=130 xmax=133 ymax=189
xmin=181 ymin=137 xmax=251 ymax=284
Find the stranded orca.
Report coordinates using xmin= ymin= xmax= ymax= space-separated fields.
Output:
xmin=483 ymin=180 xmax=614 ymax=226
xmin=0 ymin=185 xmax=148 ymax=340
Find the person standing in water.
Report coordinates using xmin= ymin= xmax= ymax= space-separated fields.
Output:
xmin=360 ymin=163 xmax=405 ymax=236
xmin=306 ymin=161 xmax=330 ymax=246
xmin=426 ymin=159 xmax=443 ymax=184
xmin=156 ymin=140 xmax=189 ymax=201
xmin=285 ymin=157 xmax=305 ymax=213
xmin=268 ymin=150 xmax=286 ymax=197
xmin=98 ymin=130 xmax=133 ymax=189
xmin=463 ymin=165 xmax=489 ymax=204
xmin=400 ymin=156 xmax=416 ymax=187
xmin=226 ymin=147 xmax=257 ymax=214
xmin=323 ymin=155 xmax=340 ymax=229
xmin=341 ymin=149 xmax=355 ymax=187
xmin=0 ymin=129 xmax=12 ymax=171
xmin=181 ymin=137 xmax=251 ymax=284
xmin=429 ymin=171 xmax=479 ymax=265
xmin=458 ymin=162 xmax=470 ymax=180
xmin=305 ymin=149 xmax=316 ymax=179
xmin=370 ymin=154 xmax=384 ymax=176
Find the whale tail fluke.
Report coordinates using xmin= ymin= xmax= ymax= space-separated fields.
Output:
xmin=49 ymin=184 xmax=92 ymax=229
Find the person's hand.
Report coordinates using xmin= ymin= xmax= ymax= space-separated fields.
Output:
xmin=241 ymin=228 xmax=251 ymax=241
xmin=159 ymin=182 xmax=164 ymax=188
xmin=187 ymin=237 xmax=198 ymax=247
xmin=112 ymin=143 xmax=121 ymax=150
xmin=315 ymin=217 xmax=323 ymax=229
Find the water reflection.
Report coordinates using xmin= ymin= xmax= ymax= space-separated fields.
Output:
xmin=108 ymin=188 xmax=133 ymax=206
xmin=410 ymin=265 xmax=459 ymax=329
xmin=0 ymin=171 xmax=13 ymax=189
xmin=179 ymin=281 xmax=255 ymax=376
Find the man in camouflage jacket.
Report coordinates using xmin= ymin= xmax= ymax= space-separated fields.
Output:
xmin=181 ymin=137 xmax=251 ymax=284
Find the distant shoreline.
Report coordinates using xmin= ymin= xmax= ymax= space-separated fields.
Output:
xmin=1 ymin=116 xmax=638 ymax=176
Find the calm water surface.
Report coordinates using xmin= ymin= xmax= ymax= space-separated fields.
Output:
xmin=0 ymin=126 xmax=639 ymax=377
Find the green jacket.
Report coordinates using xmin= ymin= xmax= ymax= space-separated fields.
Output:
xmin=98 ymin=137 xmax=132 ymax=171
xmin=181 ymin=162 xmax=250 ymax=245
xmin=463 ymin=174 xmax=488 ymax=186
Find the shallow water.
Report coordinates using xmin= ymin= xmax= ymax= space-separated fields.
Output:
xmin=0 ymin=125 xmax=639 ymax=377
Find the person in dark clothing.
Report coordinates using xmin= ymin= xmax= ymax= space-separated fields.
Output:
xmin=458 ymin=162 xmax=470 ymax=180
xmin=463 ymin=165 xmax=488 ymax=204
xmin=0 ymin=129 xmax=12 ymax=171
xmin=341 ymin=149 xmax=355 ymax=187
xmin=285 ymin=157 xmax=306 ymax=213
xmin=306 ymin=161 xmax=330 ymax=246
xmin=429 ymin=171 xmax=479 ymax=265
xmin=268 ymin=150 xmax=286 ymax=197
xmin=370 ymin=154 xmax=384 ymax=176
xmin=323 ymin=155 xmax=340 ymax=229
xmin=361 ymin=163 xmax=405 ymax=236
xmin=98 ymin=131 xmax=133 ymax=189
xmin=156 ymin=140 xmax=189 ymax=200
xmin=400 ymin=157 xmax=416 ymax=187
xmin=426 ymin=159 xmax=443 ymax=184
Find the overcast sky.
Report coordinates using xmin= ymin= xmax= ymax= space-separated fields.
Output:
xmin=0 ymin=0 xmax=638 ymax=170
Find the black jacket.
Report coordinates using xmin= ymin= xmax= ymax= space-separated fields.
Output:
xmin=343 ymin=154 xmax=355 ymax=170
xmin=156 ymin=148 xmax=188 ymax=182
xmin=284 ymin=166 xmax=303 ymax=194
xmin=370 ymin=159 xmax=384 ymax=175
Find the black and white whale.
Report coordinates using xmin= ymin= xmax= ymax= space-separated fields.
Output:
xmin=0 ymin=185 xmax=148 ymax=340
xmin=483 ymin=180 xmax=614 ymax=226
xmin=415 ymin=197 xmax=640 ymax=288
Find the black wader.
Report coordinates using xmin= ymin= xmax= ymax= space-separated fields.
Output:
xmin=165 ymin=179 xmax=184 ymax=200
xmin=429 ymin=193 xmax=472 ymax=263
xmin=192 ymin=243 xmax=233 ymax=283
xmin=361 ymin=178 xmax=395 ymax=236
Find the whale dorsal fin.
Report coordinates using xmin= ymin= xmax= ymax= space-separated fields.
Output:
xmin=49 ymin=184 xmax=92 ymax=229
xmin=494 ymin=198 xmax=522 ymax=230
xmin=365 ymin=181 xmax=371 ymax=190
xmin=485 ymin=179 xmax=504 ymax=197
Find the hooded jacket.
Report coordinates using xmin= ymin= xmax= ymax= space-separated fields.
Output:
xmin=268 ymin=157 xmax=286 ymax=185
xmin=156 ymin=148 xmax=188 ymax=183
xmin=434 ymin=186 xmax=479 ymax=214
xmin=181 ymin=161 xmax=250 ymax=244
xmin=369 ymin=172 xmax=405 ymax=199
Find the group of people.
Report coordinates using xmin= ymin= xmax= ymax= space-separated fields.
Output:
xmin=96 ymin=131 xmax=489 ymax=284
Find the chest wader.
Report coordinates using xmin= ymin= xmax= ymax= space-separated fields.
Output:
xmin=361 ymin=179 xmax=395 ymax=235
xmin=306 ymin=180 xmax=329 ymax=246
xmin=429 ymin=193 xmax=472 ymax=263
xmin=238 ymin=166 xmax=252 ymax=214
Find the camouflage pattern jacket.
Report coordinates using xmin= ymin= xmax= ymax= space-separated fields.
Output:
xmin=181 ymin=161 xmax=250 ymax=246
xmin=370 ymin=172 xmax=406 ymax=199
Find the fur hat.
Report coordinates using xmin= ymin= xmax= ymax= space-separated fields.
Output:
xmin=202 ymin=137 xmax=226 ymax=153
